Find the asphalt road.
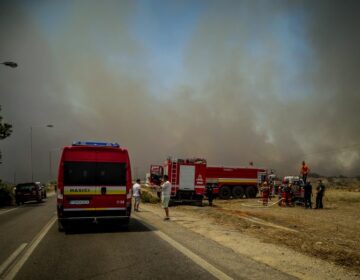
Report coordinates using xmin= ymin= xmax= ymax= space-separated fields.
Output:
xmin=0 ymin=197 xmax=56 ymax=268
xmin=0 ymin=196 xmax=295 ymax=280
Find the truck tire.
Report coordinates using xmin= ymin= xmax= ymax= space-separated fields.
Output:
xmin=245 ymin=186 xmax=257 ymax=198
xmin=219 ymin=186 xmax=231 ymax=200
xmin=232 ymin=186 xmax=245 ymax=198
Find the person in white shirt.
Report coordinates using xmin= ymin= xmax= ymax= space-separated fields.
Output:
xmin=132 ymin=179 xmax=141 ymax=212
xmin=161 ymin=175 xmax=171 ymax=220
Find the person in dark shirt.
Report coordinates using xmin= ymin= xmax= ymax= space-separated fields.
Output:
xmin=304 ymin=181 xmax=313 ymax=209
xmin=205 ymin=184 xmax=214 ymax=206
xmin=315 ymin=180 xmax=325 ymax=209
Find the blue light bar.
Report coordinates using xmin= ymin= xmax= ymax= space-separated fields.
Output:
xmin=72 ymin=141 xmax=120 ymax=147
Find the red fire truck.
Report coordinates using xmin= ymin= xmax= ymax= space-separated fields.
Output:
xmin=57 ymin=141 xmax=132 ymax=231
xmin=206 ymin=166 xmax=267 ymax=199
xmin=150 ymin=158 xmax=206 ymax=205
xmin=150 ymin=158 xmax=270 ymax=201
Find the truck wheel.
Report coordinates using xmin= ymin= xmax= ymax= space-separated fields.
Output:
xmin=232 ymin=186 xmax=245 ymax=198
xmin=219 ymin=186 xmax=231 ymax=200
xmin=245 ymin=186 xmax=257 ymax=198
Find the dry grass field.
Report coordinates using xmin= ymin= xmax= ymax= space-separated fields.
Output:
xmin=209 ymin=187 xmax=360 ymax=271
xmin=146 ymin=178 xmax=360 ymax=273
xmin=183 ymin=178 xmax=360 ymax=272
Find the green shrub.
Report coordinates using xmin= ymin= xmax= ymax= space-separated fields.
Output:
xmin=141 ymin=190 xmax=160 ymax=204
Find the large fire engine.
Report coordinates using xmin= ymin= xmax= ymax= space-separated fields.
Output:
xmin=150 ymin=158 xmax=271 ymax=201
xmin=150 ymin=158 xmax=206 ymax=205
xmin=206 ymin=166 xmax=267 ymax=199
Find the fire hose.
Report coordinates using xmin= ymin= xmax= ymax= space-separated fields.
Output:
xmin=240 ymin=198 xmax=283 ymax=208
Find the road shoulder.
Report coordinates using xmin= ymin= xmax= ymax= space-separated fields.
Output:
xmin=133 ymin=205 xmax=296 ymax=280
xmin=136 ymin=203 xmax=359 ymax=280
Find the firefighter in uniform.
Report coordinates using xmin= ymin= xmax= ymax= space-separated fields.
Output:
xmin=304 ymin=181 xmax=313 ymax=209
xmin=269 ymin=180 xmax=275 ymax=200
xmin=278 ymin=184 xmax=284 ymax=206
xmin=268 ymin=174 xmax=275 ymax=200
xmin=205 ymin=184 xmax=214 ymax=206
xmin=261 ymin=181 xmax=270 ymax=206
xmin=284 ymin=183 xmax=293 ymax=207
xmin=315 ymin=180 xmax=325 ymax=209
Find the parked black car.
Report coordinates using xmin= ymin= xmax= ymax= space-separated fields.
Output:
xmin=14 ymin=182 xmax=46 ymax=205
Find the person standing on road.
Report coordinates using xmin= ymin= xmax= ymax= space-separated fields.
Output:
xmin=161 ymin=175 xmax=171 ymax=220
xmin=315 ymin=180 xmax=325 ymax=209
xmin=304 ymin=181 xmax=313 ymax=209
xmin=300 ymin=161 xmax=310 ymax=184
xmin=132 ymin=179 xmax=142 ymax=212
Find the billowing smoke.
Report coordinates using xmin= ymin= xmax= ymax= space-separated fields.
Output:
xmin=1 ymin=0 xmax=359 ymax=183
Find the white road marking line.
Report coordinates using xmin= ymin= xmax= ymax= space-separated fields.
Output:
xmin=0 ymin=193 xmax=54 ymax=216
xmin=0 ymin=208 xmax=18 ymax=216
xmin=3 ymin=216 xmax=57 ymax=280
xmin=154 ymin=230 xmax=233 ymax=280
xmin=0 ymin=243 xmax=27 ymax=277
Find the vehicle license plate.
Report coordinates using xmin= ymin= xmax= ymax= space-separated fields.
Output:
xmin=69 ymin=200 xmax=89 ymax=205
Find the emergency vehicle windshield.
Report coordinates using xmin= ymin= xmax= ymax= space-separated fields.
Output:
xmin=64 ymin=162 xmax=126 ymax=186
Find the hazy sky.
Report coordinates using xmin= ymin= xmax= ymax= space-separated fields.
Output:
xmin=1 ymin=0 xmax=360 ymax=183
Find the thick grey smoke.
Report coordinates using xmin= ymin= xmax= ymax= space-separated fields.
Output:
xmin=1 ymin=0 xmax=360 ymax=183
xmin=174 ymin=0 xmax=360 ymax=176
